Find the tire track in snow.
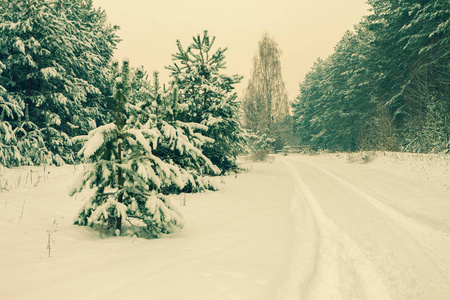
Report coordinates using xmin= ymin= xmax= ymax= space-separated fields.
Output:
xmin=282 ymin=159 xmax=392 ymax=300
xmin=276 ymin=184 xmax=319 ymax=300
xmin=305 ymin=160 xmax=450 ymax=283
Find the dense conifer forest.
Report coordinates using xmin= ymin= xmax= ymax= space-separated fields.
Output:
xmin=293 ymin=0 xmax=449 ymax=153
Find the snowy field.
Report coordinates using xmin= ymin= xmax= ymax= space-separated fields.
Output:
xmin=1 ymin=152 xmax=449 ymax=300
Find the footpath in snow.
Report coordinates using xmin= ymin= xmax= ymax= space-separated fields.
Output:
xmin=1 ymin=152 xmax=450 ymax=299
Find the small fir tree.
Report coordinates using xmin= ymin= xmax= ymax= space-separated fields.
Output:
xmin=167 ymin=31 xmax=243 ymax=173
xmin=145 ymin=72 xmax=221 ymax=192
xmin=247 ymin=129 xmax=275 ymax=162
xmin=71 ymin=60 xmax=184 ymax=238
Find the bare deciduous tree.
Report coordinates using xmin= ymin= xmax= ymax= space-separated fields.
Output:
xmin=242 ymin=33 xmax=291 ymax=148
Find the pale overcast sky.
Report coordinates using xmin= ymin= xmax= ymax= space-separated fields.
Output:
xmin=93 ymin=0 xmax=369 ymax=100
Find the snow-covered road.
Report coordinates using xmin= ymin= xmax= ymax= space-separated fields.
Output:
xmin=280 ymin=155 xmax=450 ymax=300
xmin=1 ymin=153 xmax=449 ymax=299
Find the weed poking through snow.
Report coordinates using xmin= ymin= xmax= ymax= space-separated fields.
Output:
xmin=47 ymin=220 xmax=57 ymax=258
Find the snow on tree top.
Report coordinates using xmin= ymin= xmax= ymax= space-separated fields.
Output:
xmin=79 ymin=123 xmax=117 ymax=158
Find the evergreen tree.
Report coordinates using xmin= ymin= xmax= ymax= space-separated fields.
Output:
xmin=53 ymin=0 xmax=120 ymax=129
xmin=71 ymin=60 xmax=185 ymax=238
xmin=149 ymin=72 xmax=221 ymax=192
xmin=0 ymin=60 xmax=22 ymax=166
xmin=0 ymin=0 xmax=119 ymax=165
xmin=167 ymin=31 xmax=243 ymax=173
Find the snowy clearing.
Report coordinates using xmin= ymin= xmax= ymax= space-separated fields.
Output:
xmin=1 ymin=152 xmax=449 ymax=300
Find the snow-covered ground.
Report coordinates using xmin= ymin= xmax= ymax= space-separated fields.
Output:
xmin=1 ymin=152 xmax=449 ymax=299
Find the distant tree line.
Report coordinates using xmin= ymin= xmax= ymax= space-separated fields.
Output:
xmin=293 ymin=0 xmax=449 ymax=153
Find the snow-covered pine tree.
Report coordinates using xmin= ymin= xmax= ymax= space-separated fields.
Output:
xmin=0 ymin=0 xmax=54 ymax=165
xmin=247 ymin=129 xmax=276 ymax=162
xmin=53 ymin=0 xmax=120 ymax=133
xmin=14 ymin=105 xmax=52 ymax=166
xmin=138 ymin=71 xmax=221 ymax=193
xmin=167 ymin=31 xmax=243 ymax=173
xmin=0 ymin=55 xmax=49 ymax=166
xmin=0 ymin=60 xmax=22 ymax=166
xmin=0 ymin=0 xmax=119 ymax=165
xmin=71 ymin=60 xmax=189 ymax=238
